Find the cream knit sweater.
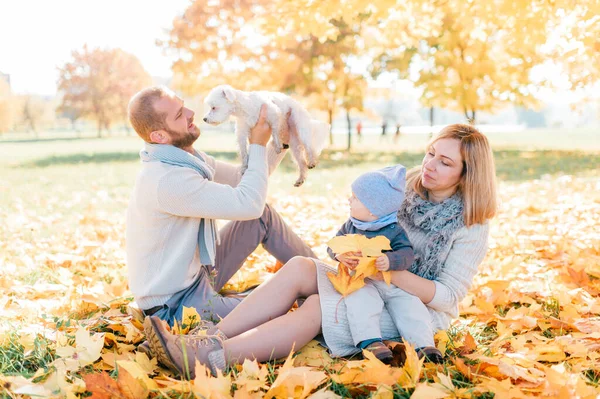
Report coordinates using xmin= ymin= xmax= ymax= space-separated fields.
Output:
xmin=126 ymin=144 xmax=285 ymax=310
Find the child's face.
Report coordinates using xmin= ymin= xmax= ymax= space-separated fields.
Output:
xmin=349 ymin=193 xmax=377 ymax=222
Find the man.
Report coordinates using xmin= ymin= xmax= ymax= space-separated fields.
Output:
xmin=126 ymin=86 xmax=315 ymax=324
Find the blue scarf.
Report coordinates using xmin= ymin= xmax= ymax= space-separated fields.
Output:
xmin=140 ymin=143 xmax=219 ymax=266
xmin=350 ymin=211 xmax=398 ymax=231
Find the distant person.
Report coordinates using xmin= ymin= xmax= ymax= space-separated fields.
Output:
xmin=394 ymin=123 xmax=402 ymax=144
xmin=380 ymin=120 xmax=388 ymax=142
xmin=356 ymin=120 xmax=363 ymax=143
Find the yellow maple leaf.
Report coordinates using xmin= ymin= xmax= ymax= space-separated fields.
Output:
xmin=327 ymin=234 xmax=391 ymax=257
xmin=326 ymin=264 xmax=365 ymax=297
xmin=192 ymin=360 xmax=232 ymax=399
xmin=410 ymin=382 xmax=450 ymax=399
xmin=396 ymin=341 xmax=424 ymax=388
xmin=235 ymin=358 xmax=270 ymax=394
xmin=354 ymin=257 xmax=377 ymax=278
xmin=54 ymin=326 xmax=104 ymax=372
xmin=264 ymin=351 xmax=327 ymax=399
xmin=116 ymin=359 xmax=159 ymax=390
xmin=293 ymin=340 xmax=335 ymax=368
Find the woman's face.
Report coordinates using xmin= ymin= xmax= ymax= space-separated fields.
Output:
xmin=421 ymin=138 xmax=464 ymax=192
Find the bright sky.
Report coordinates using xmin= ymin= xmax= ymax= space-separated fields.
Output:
xmin=0 ymin=0 xmax=190 ymax=96
xmin=0 ymin=0 xmax=593 ymax=112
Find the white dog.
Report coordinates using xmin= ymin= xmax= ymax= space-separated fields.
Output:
xmin=203 ymin=85 xmax=329 ymax=187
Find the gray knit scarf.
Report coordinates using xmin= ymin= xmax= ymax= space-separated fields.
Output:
xmin=140 ymin=143 xmax=219 ymax=266
xmin=398 ymin=188 xmax=465 ymax=280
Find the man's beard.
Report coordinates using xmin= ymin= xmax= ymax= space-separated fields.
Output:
xmin=165 ymin=125 xmax=199 ymax=149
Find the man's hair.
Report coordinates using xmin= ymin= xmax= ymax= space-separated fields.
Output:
xmin=127 ymin=86 xmax=172 ymax=142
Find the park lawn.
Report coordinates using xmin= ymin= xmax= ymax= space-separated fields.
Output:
xmin=0 ymin=130 xmax=599 ymax=397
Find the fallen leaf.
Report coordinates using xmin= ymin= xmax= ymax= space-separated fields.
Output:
xmin=326 ymin=264 xmax=365 ymax=297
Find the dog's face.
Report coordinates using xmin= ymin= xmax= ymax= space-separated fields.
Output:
xmin=203 ymin=86 xmax=237 ymax=125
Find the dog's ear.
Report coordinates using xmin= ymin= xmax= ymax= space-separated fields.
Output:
xmin=222 ymin=86 xmax=236 ymax=103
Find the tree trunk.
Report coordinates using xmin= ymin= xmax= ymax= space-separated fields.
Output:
xmin=429 ymin=106 xmax=434 ymax=138
xmin=97 ymin=120 xmax=102 ymax=138
xmin=464 ymin=109 xmax=476 ymax=124
xmin=328 ymin=108 xmax=334 ymax=146
xmin=346 ymin=108 xmax=352 ymax=151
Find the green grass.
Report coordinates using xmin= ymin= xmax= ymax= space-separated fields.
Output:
xmin=1 ymin=130 xmax=599 ymax=214
xmin=0 ymin=128 xmax=598 ymax=396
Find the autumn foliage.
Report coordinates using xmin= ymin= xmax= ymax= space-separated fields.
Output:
xmin=1 ymin=172 xmax=599 ymax=397
xmin=57 ymin=46 xmax=152 ymax=137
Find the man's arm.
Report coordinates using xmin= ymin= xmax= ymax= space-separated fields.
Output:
xmin=199 ymin=107 xmax=291 ymax=187
xmin=157 ymin=144 xmax=268 ymax=220
xmin=200 ymin=144 xmax=287 ymax=187
xmin=157 ymin=105 xmax=273 ymax=220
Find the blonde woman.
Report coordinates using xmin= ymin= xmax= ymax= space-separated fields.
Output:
xmin=143 ymin=124 xmax=498 ymax=378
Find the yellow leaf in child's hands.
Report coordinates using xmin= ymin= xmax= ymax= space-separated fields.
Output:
xmin=357 ymin=235 xmax=391 ymax=257
xmin=327 ymin=234 xmax=391 ymax=257
xmin=354 ymin=257 xmax=377 ymax=278
xmin=327 ymin=264 xmax=365 ymax=297
xmin=382 ymin=271 xmax=391 ymax=285
xmin=327 ymin=235 xmax=362 ymax=255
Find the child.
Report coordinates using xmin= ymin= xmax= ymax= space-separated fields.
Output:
xmin=327 ymin=165 xmax=443 ymax=364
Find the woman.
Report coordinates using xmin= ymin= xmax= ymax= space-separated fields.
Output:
xmin=144 ymin=123 xmax=498 ymax=378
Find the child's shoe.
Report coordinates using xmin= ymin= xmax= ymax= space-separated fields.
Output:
xmin=364 ymin=341 xmax=394 ymax=364
xmin=416 ymin=346 xmax=444 ymax=364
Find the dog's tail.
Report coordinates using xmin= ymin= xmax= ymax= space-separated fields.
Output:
xmin=310 ymin=120 xmax=330 ymax=155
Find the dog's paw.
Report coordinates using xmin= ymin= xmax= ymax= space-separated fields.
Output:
xmin=294 ymin=178 xmax=305 ymax=187
xmin=282 ymin=143 xmax=290 ymax=149
xmin=307 ymin=162 xmax=317 ymax=169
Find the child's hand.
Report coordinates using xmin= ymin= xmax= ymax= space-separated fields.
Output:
xmin=336 ymin=251 xmax=361 ymax=269
xmin=375 ymin=255 xmax=390 ymax=271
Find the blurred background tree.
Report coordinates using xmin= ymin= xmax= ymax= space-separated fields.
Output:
xmin=160 ymin=0 xmax=599 ymax=149
xmin=57 ymin=46 xmax=152 ymax=137
xmin=0 ymin=78 xmax=13 ymax=134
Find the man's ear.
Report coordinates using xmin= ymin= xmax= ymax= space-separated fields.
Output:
xmin=149 ymin=130 xmax=169 ymax=144
xmin=222 ymin=86 xmax=236 ymax=103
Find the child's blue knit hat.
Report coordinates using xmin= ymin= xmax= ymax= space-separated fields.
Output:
xmin=351 ymin=165 xmax=407 ymax=217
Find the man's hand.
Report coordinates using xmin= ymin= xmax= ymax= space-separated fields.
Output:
xmin=249 ymin=105 xmax=272 ymax=146
xmin=336 ymin=251 xmax=362 ymax=270
xmin=375 ymin=255 xmax=390 ymax=272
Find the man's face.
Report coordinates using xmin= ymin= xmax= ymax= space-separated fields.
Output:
xmin=154 ymin=95 xmax=200 ymax=148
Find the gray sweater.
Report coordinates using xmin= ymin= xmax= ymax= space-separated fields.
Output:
xmin=327 ymin=220 xmax=414 ymax=271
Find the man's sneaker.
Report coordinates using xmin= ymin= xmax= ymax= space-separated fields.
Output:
xmin=143 ymin=316 xmax=226 ymax=379
xmin=189 ymin=323 xmax=228 ymax=341
xmin=416 ymin=346 xmax=444 ymax=364
xmin=364 ymin=341 xmax=394 ymax=364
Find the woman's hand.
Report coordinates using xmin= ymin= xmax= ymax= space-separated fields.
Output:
xmin=336 ymin=251 xmax=362 ymax=269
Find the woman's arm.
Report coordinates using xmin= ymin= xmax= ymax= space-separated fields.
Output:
xmin=389 ymin=270 xmax=436 ymax=303
xmin=388 ymin=223 xmax=490 ymax=313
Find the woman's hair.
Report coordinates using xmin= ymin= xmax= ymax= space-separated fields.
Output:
xmin=407 ymin=123 xmax=497 ymax=226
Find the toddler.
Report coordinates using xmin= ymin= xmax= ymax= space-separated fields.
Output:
xmin=327 ymin=165 xmax=443 ymax=363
